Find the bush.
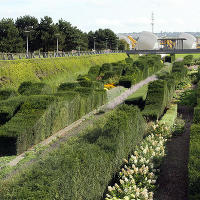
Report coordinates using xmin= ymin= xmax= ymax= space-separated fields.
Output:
xmin=193 ymin=106 xmax=200 ymax=124
xmin=183 ymin=55 xmax=193 ymax=66
xmin=18 ymin=81 xmax=52 ymax=96
xmin=57 ymin=82 xmax=80 ymax=91
xmin=102 ymin=71 xmax=116 ymax=80
xmin=100 ymin=63 xmax=112 ymax=74
xmin=0 ymin=105 xmax=147 ymax=200
xmin=173 ymin=117 xmax=185 ymax=136
xmin=142 ymin=80 xmax=170 ymax=120
xmin=0 ymin=89 xmax=18 ymax=101
xmin=88 ymin=65 xmax=101 ymax=78
xmin=189 ymin=124 xmax=200 ymax=199
xmin=125 ymin=57 xmax=133 ymax=64
xmin=0 ymin=97 xmax=24 ymax=125
xmin=119 ymin=76 xmax=134 ymax=88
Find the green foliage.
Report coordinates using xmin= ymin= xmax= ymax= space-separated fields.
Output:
xmin=0 ymin=89 xmax=18 ymax=101
xmin=183 ymin=55 xmax=194 ymax=66
xmin=103 ymin=71 xmax=116 ymax=80
xmin=119 ymin=76 xmax=133 ymax=88
xmin=18 ymin=81 xmax=52 ymax=96
xmin=0 ymin=53 xmax=127 ymax=90
xmin=142 ymin=78 xmax=175 ymax=121
xmin=0 ymin=105 xmax=147 ymax=200
xmin=178 ymin=89 xmax=197 ymax=107
xmin=100 ymin=63 xmax=113 ymax=74
xmin=0 ymin=96 xmax=24 ymax=125
xmin=88 ymin=65 xmax=101 ymax=78
xmin=193 ymin=107 xmax=200 ymax=124
xmin=125 ymin=57 xmax=133 ymax=65
xmin=57 ymin=82 xmax=80 ymax=91
xmin=173 ymin=117 xmax=185 ymax=136
xmin=189 ymin=124 xmax=200 ymax=199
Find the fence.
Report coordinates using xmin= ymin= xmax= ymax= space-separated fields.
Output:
xmin=0 ymin=50 xmax=124 ymax=60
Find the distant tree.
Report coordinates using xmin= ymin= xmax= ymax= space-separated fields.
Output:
xmin=118 ymin=39 xmax=130 ymax=50
xmin=15 ymin=15 xmax=39 ymax=51
xmin=88 ymin=28 xmax=118 ymax=50
xmin=36 ymin=16 xmax=58 ymax=52
xmin=0 ymin=18 xmax=24 ymax=52
xmin=57 ymin=19 xmax=88 ymax=51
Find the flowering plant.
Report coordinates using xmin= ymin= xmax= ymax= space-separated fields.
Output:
xmin=105 ymin=122 xmax=171 ymax=200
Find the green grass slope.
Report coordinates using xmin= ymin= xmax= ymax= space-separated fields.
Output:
xmin=0 ymin=53 xmax=128 ymax=90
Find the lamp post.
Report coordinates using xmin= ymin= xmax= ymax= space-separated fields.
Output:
xmin=24 ymin=30 xmax=30 ymax=57
xmin=105 ymin=37 xmax=108 ymax=50
xmin=24 ymin=26 xmax=33 ymax=58
xmin=55 ymin=33 xmax=60 ymax=57
xmin=93 ymin=37 xmax=96 ymax=51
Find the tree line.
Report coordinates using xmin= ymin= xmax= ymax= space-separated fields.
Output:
xmin=0 ymin=15 xmax=129 ymax=53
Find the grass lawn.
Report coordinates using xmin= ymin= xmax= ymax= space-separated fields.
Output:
xmin=126 ymin=84 xmax=148 ymax=101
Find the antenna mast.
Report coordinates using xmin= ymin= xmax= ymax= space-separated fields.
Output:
xmin=151 ymin=12 xmax=155 ymax=33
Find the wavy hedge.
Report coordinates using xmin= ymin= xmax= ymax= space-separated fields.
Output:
xmin=0 ymin=105 xmax=147 ymax=200
xmin=0 ymin=53 xmax=127 ymax=90
xmin=0 ymin=83 xmax=106 ymax=155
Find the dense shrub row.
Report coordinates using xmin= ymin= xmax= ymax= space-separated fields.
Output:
xmin=189 ymin=79 xmax=200 ymax=199
xmin=0 ymin=79 xmax=106 ymax=155
xmin=105 ymin=103 xmax=178 ymax=200
xmin=142 ymin=61 xmax=187 ymax=120
xmin=189 ymin=124 xmax=200 ymax=200
xmin=0 ymin=105 xmax=147 ymax=200
xmin=119 ymin=55 xmax=163 ymax=88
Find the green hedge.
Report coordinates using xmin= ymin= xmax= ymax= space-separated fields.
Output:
xmin=18 ymin=81 xmax=52 ymax=96
xmin=0 ymin=87 xmax=106 ymax=155
xmin=0 ymin=97 xmax=24 ymax=125
xmin=0 ymin=89 xmax=18 ymax=101
xmin=0 ymin=105 xmax=147 ymax=200
xmin=189 ymin=124 xmax=200 ymax=200
xmin=57 ymin=82 xmax=80 ymax=91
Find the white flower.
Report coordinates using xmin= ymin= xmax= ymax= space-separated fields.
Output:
xmin=120 ymin=179 xmax=124 ymax=184
xmin=108 ymin=186 xmax=113 ymax=192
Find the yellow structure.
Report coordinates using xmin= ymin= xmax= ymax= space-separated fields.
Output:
xmin=160 ymin=39 xmax=176 ymax=49
xmin=128 ymin=36 xmax=137 ymax=48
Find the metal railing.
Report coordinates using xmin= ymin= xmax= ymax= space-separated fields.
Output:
xmin=0 ymin=50 xmax=124 ymax=60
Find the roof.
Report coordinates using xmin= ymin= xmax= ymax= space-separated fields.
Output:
xmin=158 ymin=38 xmax=186 ymax=40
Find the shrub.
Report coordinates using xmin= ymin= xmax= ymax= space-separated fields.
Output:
xmin=183 ymin=55 xmax=193 ymax=66
xmin=0 ymin=97 xmax=24 ymax=125
xmin=88 ymin=65 xmax=101 ymax=78
xmin=57 ymin=82 xmax=80 ymax=91
xmin=189 ymin=124 xmax=200 ymax=200
xmin=18 ymin=81 xmax=52 ymax=96
xmin=103 ymin=71 xmax=116 ymax=80
xmin=0 ymin=105 xmax=147 ymax=200
xmin=100 ymin=63 xmax=112 ymax=74
xmin=193 ymin=106 xmax=200 ymax=124
xmin=125 ymin=57 xmax=134 ymax=64
xmin=0 ymin=89 xmax=18 ymax=101
xmin=119 ymin=76 xmax=134 ymax=88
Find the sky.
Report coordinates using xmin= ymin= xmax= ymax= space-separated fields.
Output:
xmin=0 ymin=0 xmax=200 ymax=33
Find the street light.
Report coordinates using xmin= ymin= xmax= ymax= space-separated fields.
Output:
xmin=24 ymin=26 xmax=33 ymax=58
xmin=93 ymin=37 xmax=96 ymax=51
xmin=105 ymin=37 xmax=108 ymax=50
xmin=55 ymin=33 xmax=60 ymax=57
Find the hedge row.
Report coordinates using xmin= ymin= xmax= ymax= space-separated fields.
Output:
xmin=0 ymin=84 xmax=106 ymax=155
xmin=119 ymin=55 xmax=163 ymax=88
xmin=142 ymin=61 xmax=187 ymax=120
xmin=189 ymin=124 xmax=200 ymax=200
xmin=0 ymin=105 xmax=147 ymax=200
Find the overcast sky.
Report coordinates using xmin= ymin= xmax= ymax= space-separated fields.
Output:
xmin=0 ymin=0 xmax=199 ymax=33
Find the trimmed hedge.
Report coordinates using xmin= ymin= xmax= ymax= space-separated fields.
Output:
xmin=189 ymin=124 xmax=200 ymax=200
xmin=0 ymin=105 xmax=147 ymax=200
xmin=0 ymin=89 xmax=18 ymax=101
xmin=18 ymin=81 xmax=52 ymax=96
xmin=0 ymin=87 xmax=107 ymax=155
xmin=0 ymin=97 xmax=24 ymax=125
xmin=57 ymin=82 xmax=80 ymax=91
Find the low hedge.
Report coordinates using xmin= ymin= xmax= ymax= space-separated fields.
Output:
xmin=57 ymin=82 xmax=80 ymax=91
xmin=0 ymin=89 xmax=18 ymax=101
xmin=0 ymin=87 xmax=107 ymax=155
xmin=0 ymin=105 xmax=147 ymax=200
xmin=18 ymin=81 xmax=52 ymax=96
xmin=188 ymin=124 xmax=200 ymax=200
xmin=0 ymin=97 xmax=24 ymax=125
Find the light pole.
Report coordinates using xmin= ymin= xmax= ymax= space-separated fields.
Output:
xmin=93 ymin=37 xmax=96 ymax=51
xmin=24 ymin=26 xmax=33 ymax=58
xmin=105 ymin=37 xmax=108 ymax=50
xmin=55 ymin=33 xmax=60 ymax=57
xmin=24 ymin=30 xmax=30 ymax=57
